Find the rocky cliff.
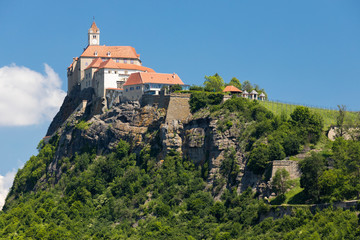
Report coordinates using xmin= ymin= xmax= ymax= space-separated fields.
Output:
xmin=43 ymin=89 xmax=267 ymax=197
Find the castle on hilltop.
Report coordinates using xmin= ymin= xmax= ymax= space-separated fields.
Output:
xmin=67 ymin=21 xmax=187 ymax=101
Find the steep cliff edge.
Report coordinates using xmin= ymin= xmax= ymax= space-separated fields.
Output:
xmin=40 ymin=91 xmax=265 ymax=199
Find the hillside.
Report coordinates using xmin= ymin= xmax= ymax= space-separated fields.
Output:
xmin=1 ymin=90 xmax=360 ymax=239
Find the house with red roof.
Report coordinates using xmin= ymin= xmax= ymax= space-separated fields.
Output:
xmin=83 ymin=58 xmax=155 ymax=97
xmin=223 ymin=85 xmax=243 ymax=94
xmin=67 ymin=21 xmax=153 ymax=94
xmin=67 ymin=21 xmax=187 ymax=101
xmin=123 ymin=72 xmax=185 ymax=101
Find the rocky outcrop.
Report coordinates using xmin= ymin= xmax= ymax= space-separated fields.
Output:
xmin=46 ymin=86 xmax=95 ymax=136
xmin=46 ymin=90 xmax=264 ymax=196
xmin=48 ymin=101 xmax=166 ymax=180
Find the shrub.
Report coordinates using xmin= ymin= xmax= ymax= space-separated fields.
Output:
xmin=75 ymin=120 xmax=91 ymax=130
xmin=247 ymin=144 xmax=269 ymax=174
xmin=189 ymin=92 xmax=224 ymax=113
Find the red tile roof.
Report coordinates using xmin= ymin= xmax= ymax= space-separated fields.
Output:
xmin=67 ymin=57 xmax=78 ymax=69
xmin=89 ymin=58 xmax=155 ymax=72
xmin=85 ymin=57 xmax=103 ymax=69
xmin=81 ymin=46 xmax=140 ymax=59
xmin=89 ymin=21 xmax=99 ymax=33
xmin=98 ymin=58 xmax=119 ymax=69
xmin=124 ymin=72 xmax=184 ymax=86
xmin=223 ymin=85 xmax=242 ymax=93
xmin=106 ymin=88 xmax=123 ymax=90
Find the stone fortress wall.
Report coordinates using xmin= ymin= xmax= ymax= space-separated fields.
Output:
xmin=139 ymin=93 xmax=191 ymax=123
xmin=271 ymin=160 xmax=301 ymax=180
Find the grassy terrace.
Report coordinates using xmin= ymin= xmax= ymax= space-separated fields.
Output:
xmin=259 ymin=100 xmax=359 ymax=129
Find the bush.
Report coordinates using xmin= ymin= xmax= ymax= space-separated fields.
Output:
xmin=290 ymin=106 xmax=323 ymax=144
xmin=247 ymin=144 xmax=269 ymax=174
xmin=75 ymin=120 xmax=91 ymax=130
xmin=189 ymin=92 xmax=224 ymax=113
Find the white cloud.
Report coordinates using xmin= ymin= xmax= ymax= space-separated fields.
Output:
xmin=0 ymin=64 xmax=66 ymax=126
xmin=0 ymin=170 xmax=16 ymax=210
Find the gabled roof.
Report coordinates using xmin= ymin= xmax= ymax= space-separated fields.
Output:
xmin=242 ymin=90 xmax=249 ymax=95
xmin=124 ymin=72 xmax=184 ymax=86
xmin=89 ymin=58 xmax=155 ymax=72
xmin=67 ymin=57 xmax=78 ymax=69
xmin=259 ymin=93 xmax=266 ymax=97
xmin=81 ymin=46 xmax=140 ymax=59
xmin=223 ymin=85 xmax=242 ymax=93
xmin=85 ymin=57 xmax=103 ymax=69
xmin=89 ymin=21 xmax=99 ymax=33
xmin=250 ymin=90 xmax=258 ymax=94
xmin=98 ymin=58 xmax=119 ymax=69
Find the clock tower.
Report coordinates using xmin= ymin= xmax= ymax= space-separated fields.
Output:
xmin=88 ymin=21 xmax=100 ymax=46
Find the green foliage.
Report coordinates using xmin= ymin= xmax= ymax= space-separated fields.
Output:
xmin=299 ymin=152 xmax=326 ymax=202
xmin=248 ymin=144 xmax=269 ymax=174
xmin=169 ymin=84 xmax=182 ymax=92
xmin=242 ymin=80 xmax=253 ymax=92
xmin=189 ymin=92 xmax=224 ymax=113
xmin=203 ymin=73 xmax=225 ymax=92
xmin=220 ymin=148 xmax=240 ymax=186
xmin=9 ymin=139 xmax=58 ymax=197
xmin=272 ymin=169 xmax=291 ymax=196
xmin=268 ymin=142 xmax=286 ymax=161
xmin=75 ymin=120 xmax=91 ymax=130
xmin=2 ymin=135 xmax=360 ymax=239
xmin=290 ymin=106 xmax=324 ymax=144
xmin=227 ymin=77 xmax=242 ymax=90
xmin=189 ymin=85 xmax=205 ymax=91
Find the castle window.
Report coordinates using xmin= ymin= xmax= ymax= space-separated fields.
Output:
xmin=136 ymin=86 xmax=140 ymax=90
xmin=117 ymin=81 xmax=122 ymax=88
xmin=93 ymin=35 xmax=96 ymax=39
xmin=108 ymin=70 xmax=111 ymax=74
xmin=130 ymin=60 xmax=134 ymax=64
xmin=126 ymin=89 xmax=128 ymax=92
xmin=107 ymin=51 xmax=111 ymax=57
xmin=130 ymin=87 xmax=134 ymax=91
xmin=116 ymin=59 xmax=119 ymax=63
xmin=124 ymin=59 xmax=127 ymax=63
xmin=114 ymin=71 xmax=117 ymax=74
xmin=94 ymin=51 xmax=98 ymax=56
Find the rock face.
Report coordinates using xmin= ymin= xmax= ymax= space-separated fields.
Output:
xmin=46 ymin=90 xmax=263 ymax=196
xmin=46 ymin=86 xmax=95 ymax=136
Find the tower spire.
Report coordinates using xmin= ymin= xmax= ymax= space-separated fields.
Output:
xmin=88 ymin=20 xmax=100 ymax=46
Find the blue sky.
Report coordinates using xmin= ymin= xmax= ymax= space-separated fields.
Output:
xmin=0 ymin=0 xmax=359 ymax=199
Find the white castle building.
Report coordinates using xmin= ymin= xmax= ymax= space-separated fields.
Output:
xmin=67 ymin=21 xmax=185 ymax=101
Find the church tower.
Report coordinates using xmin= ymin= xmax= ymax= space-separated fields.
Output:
xmin=88 ymin=21 xmax=100 ymax=46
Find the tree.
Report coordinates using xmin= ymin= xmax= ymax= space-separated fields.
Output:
xmin=203 ymin=73 xmax=225 ymax=92
xmin=227 ymin=77 xmax=242 ymax=90
xmin=299 ymin=152 xmax=326 ymax=202
xmin=170 ymin=84 xmax=182 ymax=93
xmin=272 ymin=169 xmax=291 ymax=196
xmin=247 ymin=144 xmax=269 ymax=174
xmin=268 ymin=142 xmax=286 ymax=161
xmin=336 ymin=105 xmax=347 ymax=138
xmin=242 ymin=80 xmax=253 ymax=92
xmin=290 ymin=106 xmax=323 ymax=144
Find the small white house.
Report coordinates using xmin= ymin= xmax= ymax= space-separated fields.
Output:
xmin=242 ymin=90 xmax=249 ymax=98
xmin=123 ymin=72 xmax=185 ymax=101
xmin=259 ymin=92 xmax=266 ymax=101
xmin=250 ymin=90 xmax=258 ymax=100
